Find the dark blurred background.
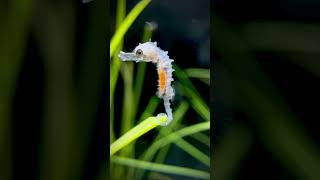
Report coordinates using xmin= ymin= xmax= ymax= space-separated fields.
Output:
xmin=1 ymin=1 xmax=107 ymax=180
xmin=213 ymin=0 xmax=320 ymax=179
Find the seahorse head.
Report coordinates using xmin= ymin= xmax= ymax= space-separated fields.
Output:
xmin=119 ymin=42 xmax=159 ymax=63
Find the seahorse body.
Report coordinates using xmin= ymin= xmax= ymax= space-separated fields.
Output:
xmin=118 ymin=41 xmax=175 ymax=125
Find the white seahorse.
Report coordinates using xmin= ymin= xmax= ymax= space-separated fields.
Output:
xmin=118 ymin=41 xmax=175 ymax=126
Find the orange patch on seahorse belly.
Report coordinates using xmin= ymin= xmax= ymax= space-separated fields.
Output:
xmin=158 ymin=69 xmax=167 ymax=96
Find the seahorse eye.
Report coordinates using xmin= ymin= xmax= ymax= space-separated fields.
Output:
xmin=136 ymin=49 xmax=143 ymax=56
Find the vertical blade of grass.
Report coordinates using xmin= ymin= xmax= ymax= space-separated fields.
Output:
xmin=132 ymin=22 xmax=157 ymax=121
xmin=115 ymin=0 xmax=126 ymax=26
xmin=184 ymin=86 xmax=210 ymax=121
xmin=110 ymin=1 xmax=152 ymax=178
xmin=128 ymin=25 xmax=156 ymax=175
xmin=110 ymin=0 xmax=127 ymax=176
xmin=110 ymin=0 xmax=151 ymax=58
xmin=118 ymin=62 xmax=135 ymax=180
xmin=34 ymin=3 xmax=78 ymax=180
xmin=110 ymin=0 xmax=125 ymax=144
xmin=75 ymin=0 xmax=108 ymax=179
xmin=0 ymin=1 xmax=33 ymax=179
xmin=139 ymin=96 xmax=160 ymax=122
xmin=154 ymin=145 xmax=171 ymax=164
xmin=110 ymin=120 xmax=115 ymax=143
xmin=188 ymin=131 xmax=210 ymax=147
xmin=213 ymin=124 xmax=254 ymax=180
xmin=120 ymin=62 xmax=135 ymax=148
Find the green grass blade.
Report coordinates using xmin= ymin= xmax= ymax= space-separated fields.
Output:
xmin=119 ymin=62 xmax=135 ymax=158
xmin=110 ymin=114 xmax=168 ymax=157
xmin=213 ymin=124 xmax=253 ymax=180
xmin=0 ymin=1 xmax=33 ymax=179
xmin=141 ymin=121 xmax=210 ymax=163
xmin=177 ymin=124 xmax=210 ymax=147
xmin=133 ymin=61 xmax=147 ymax=111
xmin=185 ymin=68 xmax=210 ymax=79
xmin=128 ymin=21 xmax=155 ymax=178
xmin=115 ymin=0 xmax=125 ymax=26
xmin=149 ymin=172 xmax=174 ymax=180
xmin=154 ymin=130 xmax=211 ymax=164
xmin=154 ymin=132 xmax=211 ymax=162
xmin=139 ymin=96 xmax=160 ymax=122
xmin=111 ymin=156 xmax=210 ymax=179
xmin=185 ymin=68 xmax=210 ymax=85
xmin=136 ymin=101 xmax=189 ymax=179
xmin=110 ymin=119 xmax=115 ymax=144
xmin=154 ymin=145 xmax=171 ymax=163
xmin=110 ymin=0 xmax=151 ymax=58
xmin=173 ymin=64 xmax=198 ymax=92
xmin=174 ymin=64 xmax=210 ymax=121
xmin=110 ymin=0 xmax=126 ymax=145
xmin=133 ymin=22 xmax=157 ymax=121
xmin=199 ymin=78 xmax=210 ymax=85
xmin=173 ymin=139 xmax=210 ymax=166
xmin=184 ymin=86 xmax=210 ymax=121
xmin=120 ymin=63 xmax=134 ymax=134
xmin=174 ymin=65 xmax=210 ymax=121
xmin=189 ymin=131 xmax=210 ymax=147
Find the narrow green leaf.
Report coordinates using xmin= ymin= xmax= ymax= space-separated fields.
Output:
xmin=141 ymin=121 xmax=210 ymax=163
xmin=185 ymin=68 xmax=210 ymax=79
xmin=133 ymin=22 xmax=157 ymax=121
xmin=174 ymin=65 xmax=210 ymax=121
xmin=111 ymin=156 xmax=210 ymax=179
xmin=110 ymin=114 xmax=167 ymax=157
xmin=110 ymin=0 xmax=151 ymax=58
xmin=139 ymin=96 xmax=160 ymax=122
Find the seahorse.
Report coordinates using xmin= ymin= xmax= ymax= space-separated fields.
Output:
xmin=118 ymin=41 xmax=175 ymax=126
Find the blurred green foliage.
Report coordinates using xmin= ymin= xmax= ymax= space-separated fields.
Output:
xmin=213 ymin=15 xmax=320 ymax=180
xmin=1 ymin=1 xmax=107 ymax=180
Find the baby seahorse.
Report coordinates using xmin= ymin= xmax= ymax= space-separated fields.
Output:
xmin=118 ymin=41 xmax=175 ymax=126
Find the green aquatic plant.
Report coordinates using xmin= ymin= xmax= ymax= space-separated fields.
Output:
xmin=111 ymin=156 xmax=210 ymax=179
xmin=110 ymin=114 xmax=168 ymax=156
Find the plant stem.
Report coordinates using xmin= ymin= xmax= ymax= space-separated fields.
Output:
xmin=112 ymin=156 xmax=210 ymax=179
xmin=110 ymin=114 xmax=168 ymax=156
xmin=110 ymin=0 xmax=151 ymax=58
xmin=174 ymin=65 xmax=210 ymax=121
xmin=141 ymin=121 xmax=210 ymax=163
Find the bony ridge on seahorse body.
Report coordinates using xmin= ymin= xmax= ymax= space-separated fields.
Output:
xmin=118 ymin=41 xmax=174 ymax=126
